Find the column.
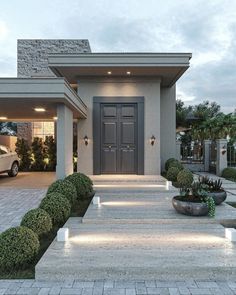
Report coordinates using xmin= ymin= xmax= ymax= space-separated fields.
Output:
xmin=56 ymin=104 xmax=73 ymax=179
xmin=204 ymin=139 xmax=211 ymax=172
xmin=216 ymin=139 xmax=228 ymax=176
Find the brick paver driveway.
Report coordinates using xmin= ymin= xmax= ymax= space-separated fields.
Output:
xmin=0 ymin=188 xmax=46 ymax=233
xmin=1 ymin=279 xmax=236 ymax=294
xmin=0 ymin=172 xmax=54 ymax=233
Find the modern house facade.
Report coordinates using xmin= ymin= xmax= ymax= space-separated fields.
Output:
xmin=0 ymin=39 xmax=191 ymax=178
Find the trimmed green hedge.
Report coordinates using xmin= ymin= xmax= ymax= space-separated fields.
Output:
xmin=166 ymin=167 xmax=182 ymax=182
xmin=0 ymin=226 xmax=39 ymax=271
xmin=177 ymin=169 xmax=193 ymax=188
xmin=165 ymin=158 xmax=177 ymax=171
xmin=222 ymin=167 xmax=236 ymax=181
xmin=65 ymin=173 xmax=93 ymax=200
xmin=21 ymin=208 xmax=52 ymax=237
xmin=39 ymin=192 xmax=71 ymax=225
xmin=47 ymin=179 xmax=77 ymax=204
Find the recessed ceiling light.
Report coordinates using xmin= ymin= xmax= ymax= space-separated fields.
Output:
xmin=127 ymin=71 xmax=131 ymax=75
xmin=53 ymin=117 xmax=57 ymax=120
xmin=0 ymin=116 xmax=7 ymax=120
xmin=107 ymin=71 xmax=112 ymax=75
xmin=34 ymin=108 xmax=46 ymax=112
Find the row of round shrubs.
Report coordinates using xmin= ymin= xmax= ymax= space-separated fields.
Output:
xmin=222 ymin=167 xmax=236 ymax=181
xmin=0 ymin=172 xmax=93 ymax=272
xmin=165 ymin=158 xmax=193 ymax=188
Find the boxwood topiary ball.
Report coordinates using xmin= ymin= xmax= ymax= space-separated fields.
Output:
xmin=0 ymin=226 xmax=39 ymax=271
xmin=65 ymin=173 xmax=93 ymax=200
xmin=165 ymin=158 xmax=178 ymax=171
xmin=177 ymin=169 xmax=193 ymax=188
xmin=47 ymin=179 xmax=77 ymax=204
xmin=21 ymin=208 xmax=52 ymax=237
xmin=39 ymin=192 xmax=71 ymax=226
xmin=168 ymin=160 xmax=183 ymax=171
xmin=166 ymin=166 xmax=181 ymax=182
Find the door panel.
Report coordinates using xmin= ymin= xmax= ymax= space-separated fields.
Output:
xmin=100 ymin=103 xmax=137 ymax=174
xmin=121 ymin=122 xmax=135 ymax=144
xmin=120 ymin=149 xmax=135 ymax=173
xmin=103 ymin=122 xmax=117 ymax=144
xmin=101 ymin=148 xmax=117 ymax=173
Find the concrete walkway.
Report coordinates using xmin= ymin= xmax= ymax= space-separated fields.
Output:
xmin=36 ymin=175 xmax=236 ymax=281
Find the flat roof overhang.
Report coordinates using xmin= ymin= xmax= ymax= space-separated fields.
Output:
xmin=0 ymin=78 xmax=87 ymax=121
xmin=48 ymin=53 xmax=192 ymax=87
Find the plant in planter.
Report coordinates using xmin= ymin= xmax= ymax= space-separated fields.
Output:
xmin=172 ymin=174 xmax=216 ymax=217
xmin=198 ymin=176 xmax=227 ymax=205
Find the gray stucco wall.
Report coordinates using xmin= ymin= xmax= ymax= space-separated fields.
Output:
xmin=17 ymin=39 xmax=91 ymax=78
xmin=77 ymin=78 xmax=161 ymax=175
xmin=160 ymin=85 xmax=176 ymax=171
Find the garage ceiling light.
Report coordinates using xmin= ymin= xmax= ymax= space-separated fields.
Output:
xmin=0 ymin=116 xmax=7 ymax=120
xmin=127 ymin=71 xmax=131 ymax=75
xmin=107 ymin=71 xmax=112 ymax=75
xmin=34 ymin=108 xmax=46 ymax=112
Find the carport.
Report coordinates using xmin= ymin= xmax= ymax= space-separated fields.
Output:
xmin=0 ymin=77 xmax=87 ymax=179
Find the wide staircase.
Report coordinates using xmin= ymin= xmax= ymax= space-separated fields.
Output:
xmin=36 ymin=175 xmax=236 ymax=280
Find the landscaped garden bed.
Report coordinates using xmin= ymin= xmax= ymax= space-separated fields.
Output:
xmin=164 ymin=158 xmax=227 ymax=217
xmin=0 ymin=172 xmax=94 ymax=279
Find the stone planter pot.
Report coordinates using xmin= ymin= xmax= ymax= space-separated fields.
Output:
xmin=172 ymin=196 xmax=209 ymax=216
xmin=207 ymin=190 xmax=227 ymax=205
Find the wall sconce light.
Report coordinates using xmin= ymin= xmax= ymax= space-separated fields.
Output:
xmin=84 ymin=135 xmax=88 ymax=146
xmin=150 ymin=135 xmax=156 ymax=146
xmin=221 ymin=145 xmax=227 ymax=155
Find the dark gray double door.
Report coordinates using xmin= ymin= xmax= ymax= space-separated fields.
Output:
xmin=93 ymin=97 xmax=144 ymax=175
xmin=101 ymin=103 xmax=137 ymax=174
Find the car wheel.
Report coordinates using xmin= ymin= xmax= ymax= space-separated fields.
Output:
xmin=8 ymin=162 xmax=19 ymax=177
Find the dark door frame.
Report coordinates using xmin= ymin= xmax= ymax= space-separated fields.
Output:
xmin=93 ymin=96 xmax=144 ymax=175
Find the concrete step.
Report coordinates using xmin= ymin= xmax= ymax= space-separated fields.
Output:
xmin=36 ymin=220 xmax=236 ymax=280
xmin=83 ymin=193 xmax=236 ymax=226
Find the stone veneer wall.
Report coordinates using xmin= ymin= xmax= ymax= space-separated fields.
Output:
xmin=17 ymin=123 xmax=33 ymax=143
xmin=17 ymin=39 xmax=91 ymax=77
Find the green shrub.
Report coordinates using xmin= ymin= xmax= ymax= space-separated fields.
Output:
xmin=65 ymin=173 xmax=93 ymax=200
xmin=47 ymin=179 xmax=77 ymax=204
xmin=0 ymin=226 xmax=39 ymax=271
xmin=222 ymin=167 xmax=236 ymax=181
xmin=177 ymin=169 xmax=193 ymax=188
xmin=21 ymin=208 xmax=52 ymax=237
xmin=166 ymin=167 xmax=181 ymax=182
xmin=165 ymin=158 xmax=177 ymax=171
xmin=168 ymin=160 xmax=183 ymax=170
xmin=15 ymin=138 xmax=31 ymax=171
xmin=39 ymin=192 xmax=71 ymax=225
xmin=31 ymin=137 xmax=44 ymax=171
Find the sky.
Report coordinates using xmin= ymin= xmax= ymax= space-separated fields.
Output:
xmin=0 ymin=0 xmax=235 ymax=113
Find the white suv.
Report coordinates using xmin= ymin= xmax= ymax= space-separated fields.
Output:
xmin=0 ymin=145 xmax=19 ymax=177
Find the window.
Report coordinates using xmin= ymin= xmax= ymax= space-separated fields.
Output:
xmin=32 ymin=122 xmax=55 ymax=141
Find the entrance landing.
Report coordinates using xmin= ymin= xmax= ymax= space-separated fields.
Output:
xmin=36 ymin=175 xmax=236 ymax=281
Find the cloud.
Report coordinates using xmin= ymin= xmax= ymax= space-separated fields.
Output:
xmin=0 ymin=0 xmax=236 ymax=112
xmin=0 ymin=20 xmax=8 ymax=41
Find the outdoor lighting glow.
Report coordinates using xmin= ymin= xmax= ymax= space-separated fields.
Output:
xmin=107 ymin=71 xmax=112 ymax=75
xmin=92 ymin=196 xmax=100 ymax=205
xmin=165 ymin=181 xmax=172 ymax=190
xmin=225 ymin=228 xmax=236 ymax=241
xmin=126 ymin=71 xmax=131 ymax=75
xmin=102 ymin=201 xmax=154 ymax=207
xmin=34 ymin=108 xmax=46 ymax=112
xmin=57 ymin=228 xmax=69 ymax=242
xmin=0 ymin=116 xmax=7 ymax=120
